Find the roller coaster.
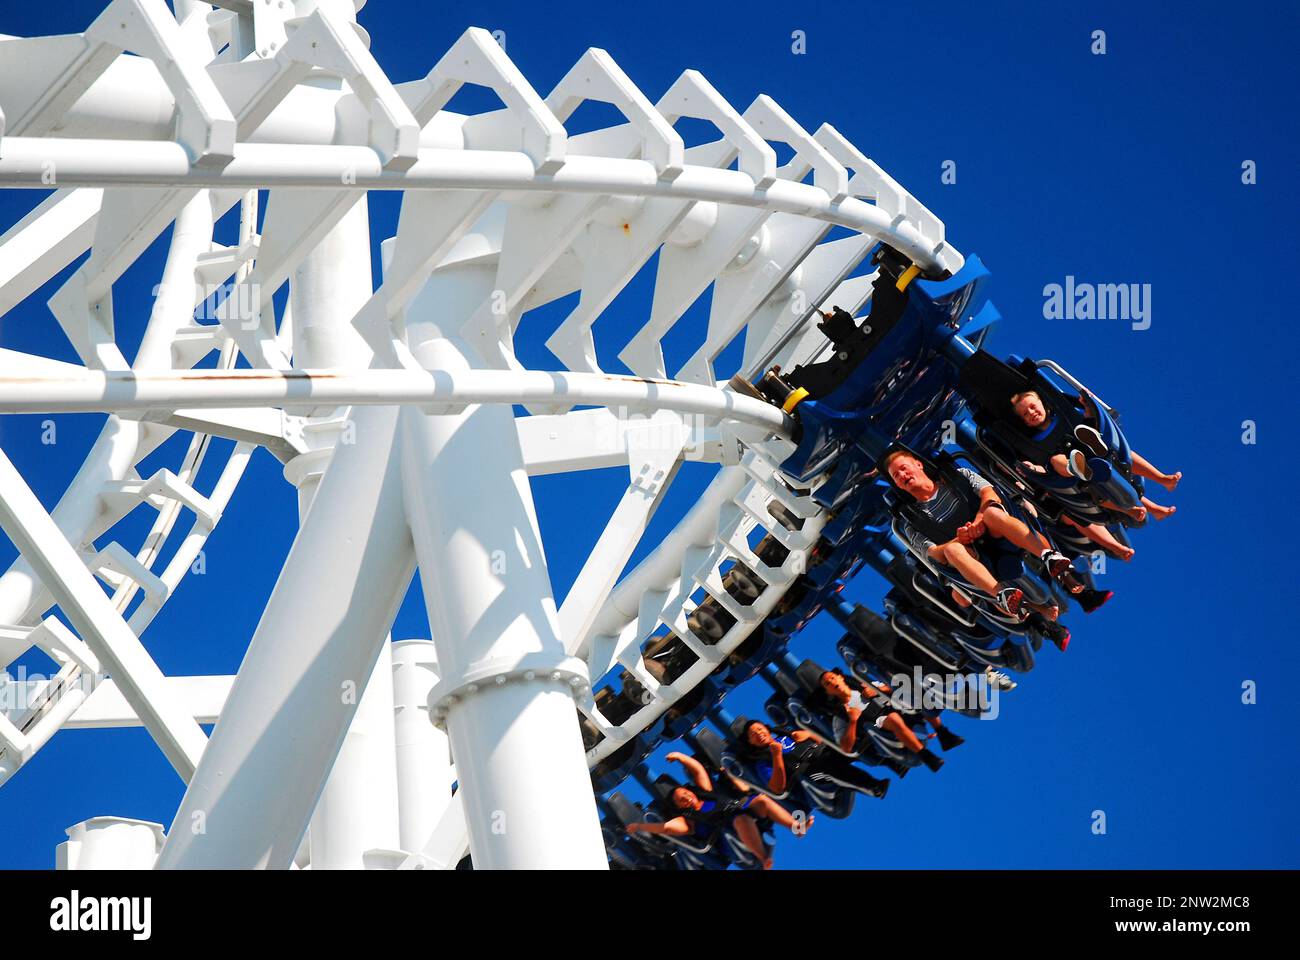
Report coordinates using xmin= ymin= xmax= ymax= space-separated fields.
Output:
xmin=0 ymin=1 xmax=1175 ymax=869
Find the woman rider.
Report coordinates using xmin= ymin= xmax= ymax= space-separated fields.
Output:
xmin=734 ymin=718 xmax=892 ymax=799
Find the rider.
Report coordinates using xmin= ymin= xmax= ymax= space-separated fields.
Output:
xmin=734 ymin=718 xmax=892 ymax=799
xmin=882 ymin=448 xmax=1098 ymax=634
xmin=1009 ymin=388 xmax=1182 ymax=537
xmin=625 ymin=751 xmax=811 ymax=869
xmin=816 ymin=668 xmax=947 ymax=772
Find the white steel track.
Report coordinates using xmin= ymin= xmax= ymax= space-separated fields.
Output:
xmin=0 ymin=1 xmax=958 ymax=869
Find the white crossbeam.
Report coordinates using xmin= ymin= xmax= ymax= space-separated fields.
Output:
xmin=0 ymin=448 xmax=208 ymax=780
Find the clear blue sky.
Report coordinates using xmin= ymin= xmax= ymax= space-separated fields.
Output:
xmin=1 ymin=0 xmax=1297 ymax=869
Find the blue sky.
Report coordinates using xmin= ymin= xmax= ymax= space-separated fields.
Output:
xmin=2 ymin=0 xmax=1297 ymax=868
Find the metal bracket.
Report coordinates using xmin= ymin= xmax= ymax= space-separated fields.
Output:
xmin=405 ymin=27 xmax=566 ymax=174
xmin=427 ymin=651 xmax=591 ymax=730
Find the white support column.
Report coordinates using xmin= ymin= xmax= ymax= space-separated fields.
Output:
xmin=309 ymin=639 xmax=400 ymax=868
xmin=287 ymin=197 xmax=374 ymax=372
xmin=155 ymin=403 xmax=414 ymax=869
xmin=285 ymin=194 xmax=403 ymax=869
xmin=58 ymin=816 xmax=166 ymax=870
xmin=391 ymin=639 xmax=452 ymax=853
xmin=399 ymin=270 xmax=607 ymax=870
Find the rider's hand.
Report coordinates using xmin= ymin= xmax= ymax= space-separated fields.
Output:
xmin=665 ymin=751 xmax=686 ymax=764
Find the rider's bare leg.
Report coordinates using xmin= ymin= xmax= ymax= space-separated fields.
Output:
xmin=1141 ymin=495 xmax=1176 ymax=520
xmin=732 ymin=814 xmax=771 ymax=868
xmin=881 ymin=712 xmax=926 ymax=752
xmin=981 ymin=506 xmax=1051 ymax=555
xmin=1131 ymin=451 xmax=1181 ymax=492
xmin=748 ymin=794 xmax=812 ymax=835
xmin=1102 ymin=498 xmax=1146 ymax=522
xmin=934 ymin=541 xmax=1001 ymax=595
xmin=1063 ymin=514 xmax=1135 ymax=560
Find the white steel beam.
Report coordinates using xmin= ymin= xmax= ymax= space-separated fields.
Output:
xmin=0 ymin=139 xmax=963 ymax=276
xmin=0 ymin=446 xmax=208 ymax=779
xmin=558 ymin=414 xmax=687 ymax=655
xmin=49 ymin=674 xmax=233 ymax=728
xmin=400 ymin=792 xmax=470 ymax=871
xmin=0 ymin=366 xmax=795 ymax=437
xmin=0 ymin=188 xmax=102 ymax=317
xmin=156 ymin=403 xmax=415 ymax=869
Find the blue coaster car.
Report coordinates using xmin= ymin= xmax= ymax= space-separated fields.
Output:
xmin=644 ymin=774 xmax=768 ymax=871
xmin=871 ymin=447 xmax=1068 ymax=663
xmin=826 ymin=596 xmax=996 ymax=718
xmin=715 ymin=716 xmax=857 ymax=821
xmin=755 ymin=248 xmax=992 ymax=487
xmin=590 ymin=733 xmax=657 ymax=794
xmin=953 ymin=348 xmax=1145 ymax=533
xmin=785 ymin=657 xmax=931 ymax=770
xmin=826 ymin=591 xmax=979 ymax=681
xmin=601 ymin=792 xmax=681 ymax=870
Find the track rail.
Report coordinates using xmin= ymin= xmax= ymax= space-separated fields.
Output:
xmin=0 ymin=4 xmax=957 ymax=867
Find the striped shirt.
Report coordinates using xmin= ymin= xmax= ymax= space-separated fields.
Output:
xmin=901 ymin=468 xmax=992 ymax=555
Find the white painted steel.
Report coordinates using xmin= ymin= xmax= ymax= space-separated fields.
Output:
xmin=399 ymin=283 xmax=606 ymax=869
xmin=154 ymin=404 xmax=415 ymax=868
xmin=391 ymin=640 xmax=452 ymax=853
xmin=0 ymin=367 xmax=796 ymax=437
xmin=58 ymin=816 xmax=165 ymax=870
xmin=0 ymin=2 xmax=957 ymax=869
xmin=0 ymin=139 xmax=957 ymax=277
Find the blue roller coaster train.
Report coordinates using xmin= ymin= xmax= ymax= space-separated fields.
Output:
xmin=590 ymin=243 xmax=1174 ymax=870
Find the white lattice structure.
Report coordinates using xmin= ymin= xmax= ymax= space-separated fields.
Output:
xmin=0 ymin=0 xmax=960 ymax=868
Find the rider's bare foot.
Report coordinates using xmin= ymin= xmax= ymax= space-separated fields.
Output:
xmin=1147 ymin=502 xmax=1176 ymax=520
xmin=1113 ymin=545 xmax=1135 ymax=562
xmin=1128 ymin=506 xmax=1147 ymax=522
xmin=1157 ymin=470 xmax=1182 ymax=493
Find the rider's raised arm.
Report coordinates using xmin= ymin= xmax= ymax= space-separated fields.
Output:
xmin=666 ymin=751 xmax=713 ymax=792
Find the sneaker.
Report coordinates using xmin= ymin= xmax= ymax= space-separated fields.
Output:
xmin=1039 ymin=618 xmax=1071 ymax=652
xmin=993 ymin=584 xmax=1024 ymax=618
xmin=883 ymin=758 xmax=910 ymax=779
xmin=1073 ymin=424 xmax=1109 ymax=457
xmin=985 ymin=666 xmax=1017 ymax=691
xmin=1040 ymin=550 xmax=1085 ymax=595
xmin=919 ymin=748 xmax=944 ymax=772
xmin=1066 ymin=449 xmax=1092 ymax=482
xmin=1077 ymin=587 xmax=1113 ymax=613
xmin=935 ymin=726 xmax=965 ymax=751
